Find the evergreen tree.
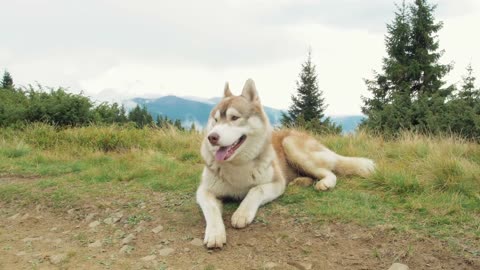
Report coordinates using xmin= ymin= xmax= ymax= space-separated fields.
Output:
xmin=361 ymin=0 xmax=453 ymax=135
xmin=128 ymin=105 xmax=153 ymax=128
xmin=1 ymin=71 xmax=14 ymax=89
xmin=457 ymin=64 xmax=479 ymax=107
xmin=173 ymin=119 xmax=184 ymax=131
xmin=362 ymin=1 xmax=412 ymax=132
xmin=281 ymin=50 xmax=341 ymax=134
xmin=190 ymin=122 xmax=197 ymax=132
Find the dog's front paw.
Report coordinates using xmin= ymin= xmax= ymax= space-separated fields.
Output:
xmin=231 ymin=208 xmax=255 ymax=229
xmin=204 ymin=226 xmax=226 ymax=248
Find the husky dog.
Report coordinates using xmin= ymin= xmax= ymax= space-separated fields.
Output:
xmin=197 ymin=79 xmax=375 ymax=248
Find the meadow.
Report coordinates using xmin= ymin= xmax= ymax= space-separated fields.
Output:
xmin=0 ymin=124 xmax=479 ymax=269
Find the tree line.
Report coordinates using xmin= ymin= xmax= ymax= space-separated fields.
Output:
xmin=1 ymin=0 xmax=478 ymax=139
xmin=0 ymin=73 xmax=191 ymax=131
xmin=281 ymin=0 xmax=479 ymax=140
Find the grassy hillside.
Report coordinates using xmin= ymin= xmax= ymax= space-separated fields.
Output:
xmin=0 ymin=124 xmax=479 ymax=255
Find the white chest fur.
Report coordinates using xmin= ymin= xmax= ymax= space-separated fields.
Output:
xmin=201 ymin=157 xmax=274 ymax=199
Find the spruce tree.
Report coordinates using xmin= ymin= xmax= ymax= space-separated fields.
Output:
xmin=1 ymin=71 xmax=13 ymax=89
xmin=362 ymin=0 xmax=453 ymax=135
xmin=362 ymin=1 xmax=412 ymax=132
xmin=281 ymin=50 xmax=341 ymax=134
xmin=457 ymin=64 xmax=479 ymax=107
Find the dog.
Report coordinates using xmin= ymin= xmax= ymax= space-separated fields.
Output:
xmin=196 ymin=79 xmax=375 ymax=248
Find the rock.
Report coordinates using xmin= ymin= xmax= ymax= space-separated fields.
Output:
xmin=122 ymin=233 xmax=135 ymax=245
xmin=67 ymin=209 xmax=76 ymax=215
xmin=16 ymin=251 xmax=27 ymax=256
xmin=151 ymin=225 xmax=164 ymax=234
xmin=22 ymin=236 xmax=43 ymax=242
xmin=50 ymin=227 xmax=58 ymax=232
xmin=119 ymin=245 xmax=134 ymax=254
xmin=288 ymin=261 xmax=313 ymax=270
xmin=134 ymin=224 xmax=145 ymax=233
xmin=49 ymin=253 xmax=67 ymax=265
xmin=388 ymin=263 xmax=409 ymax=270
xmin=85 ymin=213 xmax=96 ymax=222
xmin=264 ymin=262 xmax=278 ymax=269
xmin=88 ymin=240 xmax=102 ymax=248
xmin=88 ymin=220 xmax=100 ymax=228
xmin=158 ymin=248 xmax=174 ymax=257
xmin=190 ymin=238 xmax=203 ymax=247
xmin=8 ymin=213 xmax=20 ymax=220
xmin=43 ymin=238 xmax=62 ymax=244
xmin=104 ymin=212 xmax=123 ymax=224
xmin=141 ymin=255 xmax=157 ymax=261
xmin=183 ymin=248 xmax=190 ymax=252
xmin=20 ymin=213 xmax=30 ymax=220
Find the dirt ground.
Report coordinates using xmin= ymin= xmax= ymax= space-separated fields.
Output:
xmin=1 ymin=190 xmax=478 ymax=270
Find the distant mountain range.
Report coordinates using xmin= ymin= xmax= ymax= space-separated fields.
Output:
xmin=128 ymin=96 xmax=364 ymax=133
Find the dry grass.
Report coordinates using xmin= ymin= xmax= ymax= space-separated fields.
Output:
xmin=0 ymin=124 xmax=478 ymax=255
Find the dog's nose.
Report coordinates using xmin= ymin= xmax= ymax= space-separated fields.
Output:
xmin=208 ymin=133 xmax=220 ymax=145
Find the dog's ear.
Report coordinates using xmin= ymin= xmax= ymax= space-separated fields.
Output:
xmin=241 ymin=79 xmax=259 ymax=102
xmin=224 ymin=82 xmax=233 ymax=98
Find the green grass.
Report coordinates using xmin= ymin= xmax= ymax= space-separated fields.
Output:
xmin=0 ymin=124 xmax=479 ymax=251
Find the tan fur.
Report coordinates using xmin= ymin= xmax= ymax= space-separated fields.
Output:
xmin=197 ymin=79 xmax=375 ymax=249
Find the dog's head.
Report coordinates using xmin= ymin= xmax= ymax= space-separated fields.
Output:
xmin=203 ymin=79 xmax=271 ymax=163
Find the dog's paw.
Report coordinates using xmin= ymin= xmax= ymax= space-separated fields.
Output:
xmin=204 ymin=226 xmax=226 ymax=248
xmin=231 ymin=209 xmax=255 ymax=229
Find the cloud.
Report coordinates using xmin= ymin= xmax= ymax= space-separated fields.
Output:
xmin=1 ymin=0 xmax=479 ymax=116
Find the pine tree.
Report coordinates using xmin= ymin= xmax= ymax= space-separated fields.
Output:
xmin=281 ymin=50 xmax=341 ymax=134
xmin=361 ymin=0 xmax=453 ymax=135
xmin=1 ymin=71 xmax=14 ymax=89
xmin=457 ymin=64 xmax=479 ymax=107
xmin=362 ymin=1 xmax=412 ymax=132
xmin=128 ymin=105 xmax=153 ymax=128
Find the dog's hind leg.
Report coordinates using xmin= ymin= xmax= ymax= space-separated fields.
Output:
xmin=282 ymin=135 xmax=339 ymax=191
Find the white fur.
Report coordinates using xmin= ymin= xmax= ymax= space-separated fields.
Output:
xmin=197 ymin=86 xmax=285 ymax=248
xmin=208 ymin=123 xmax=247 ymax=147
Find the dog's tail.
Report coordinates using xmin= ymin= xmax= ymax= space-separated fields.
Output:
xmin=333 ymin=155 xmax=375 ymax=178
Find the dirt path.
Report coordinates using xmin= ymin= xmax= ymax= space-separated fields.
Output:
xmin=1 ymin=198 xmax=478 ymax=270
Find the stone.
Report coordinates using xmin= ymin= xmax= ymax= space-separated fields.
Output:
xmin=22 ymin=236 xmax=43 ymax=242
xmin=8 ymin=213 xmax=20 ymax=220
xmin=88 ymin=220 xmax=100 ymax=228
xmin=50 ymin=227 xmax=58 ymax=232
xmin=134 ymin=224 xmax=145 ymax=233
xmin=49 ymin=253 xmax=67 ymax=265
xmin=190 ymin=238 xmax=203 ymax=246
xmin=141 ymin=255 xmax=157 ymax=261
xmin=88 ymin=240 xmax=102 ymax=248
xmin=151 ymin=225 xmax=164 ymax=234
xmin=388 ymin=263 xmax=409 ymax=270
xmin=264 ymin=262 xmax=278 ymax=269
xmin=122 ymin=233 xmax=135 ymax=245
xmin=16 ymin=251 xmax=27 ymax=256
xmin=119 ymin=245 xmax=134 ymax=254
xmin=288 ymin=261 xmax=313 ymax=270
xmin=85 ymin=213 xmax=96 ymax=223
xmin=158 ymin=248 xmax=174 ymax=257
xmin=67 ymin=209 xmax=76 ymax=215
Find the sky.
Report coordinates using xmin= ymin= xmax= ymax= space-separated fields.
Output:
xmin=1 ymin=0 xmax=479 ymax=115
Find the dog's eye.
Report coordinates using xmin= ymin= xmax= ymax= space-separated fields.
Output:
xmin=231 ymin=116 xmax=240 ymax=121
xmin=213 ymin=118 xmax=218 ymax=123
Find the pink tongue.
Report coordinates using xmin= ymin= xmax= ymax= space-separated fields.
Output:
xmin=215 ymin=147 xmax=229 ymax=161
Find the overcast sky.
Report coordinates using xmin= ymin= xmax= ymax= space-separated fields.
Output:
xmin=1 ymin=0 xmax=479 ymax=115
